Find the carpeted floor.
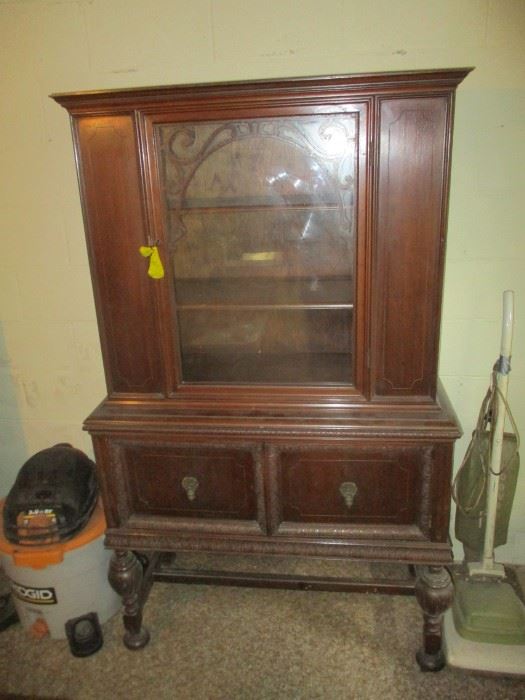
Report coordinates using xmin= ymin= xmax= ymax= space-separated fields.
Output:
xmin=1 ymin=557 xmax=525 ymax=700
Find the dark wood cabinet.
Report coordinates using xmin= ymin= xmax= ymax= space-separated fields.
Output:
xmin=53 ymin=68 xmax=471 ymax=668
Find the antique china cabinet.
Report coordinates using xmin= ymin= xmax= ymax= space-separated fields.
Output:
xmin=53 ymin=68 xmax=471 ymax=669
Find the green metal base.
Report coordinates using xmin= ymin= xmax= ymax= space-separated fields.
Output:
xmin=452 ymin=578 xmax=525 ymax=645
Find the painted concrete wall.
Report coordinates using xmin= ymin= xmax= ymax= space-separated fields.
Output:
xmin=1 ymin=0 xmax=524 ymax=562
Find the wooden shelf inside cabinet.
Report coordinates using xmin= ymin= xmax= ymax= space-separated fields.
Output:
xmin=180 ymin=351 xmax=353 ymax=385
xmin=52 ymin=68 xmax=472 ymax=666
xmin=174 ymin=199 xmax=343 ymax=213
xmin=178 ymin=304 xmax=353 ymax=311
xmin=173 ymin=276 xmax=354 ymax=308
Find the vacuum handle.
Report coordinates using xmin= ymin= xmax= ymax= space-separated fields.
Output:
xmin=499 ymin=290 xmax=514 ymax=362
xmin=481 ymin=290 xmax=515 ymax=574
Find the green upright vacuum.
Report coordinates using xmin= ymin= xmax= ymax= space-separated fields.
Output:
xmin=444 ymin=290 xmax=525 ymax=675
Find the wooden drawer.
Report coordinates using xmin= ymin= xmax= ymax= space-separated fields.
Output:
xmin=121 ymin=442 xmax=262 ymax=522
xmin=270 ymin=445 xmax=430 ymax=535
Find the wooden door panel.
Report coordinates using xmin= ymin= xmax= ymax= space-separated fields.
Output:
xmin=123 ymin=443 xmax=259 ymax=521
xmin=75 ymin=116 xmax=163 ymax=395
xmin=270 ymin=445 xmax=434 ymax=537
xmin=372 ymin=97 xmax=450 ymax=399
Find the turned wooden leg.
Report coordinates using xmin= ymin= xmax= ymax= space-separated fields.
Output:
xmin=108 ymin=550 xmax=150 ymax=650
xmin=414 ymin=565 xmax=453 ymax=672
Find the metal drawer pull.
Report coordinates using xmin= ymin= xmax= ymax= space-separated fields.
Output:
xmin=339 ymin=481 xmax=358 ymax=509
xmin=181 ymin=476 xmax=199 ymax=501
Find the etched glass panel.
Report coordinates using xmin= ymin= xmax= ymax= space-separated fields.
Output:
xmin=155 ymin=114 xmax=357 ymax=385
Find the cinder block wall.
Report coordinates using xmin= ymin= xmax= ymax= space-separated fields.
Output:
xmin=1 ymin=0 xmax=524 ymax=562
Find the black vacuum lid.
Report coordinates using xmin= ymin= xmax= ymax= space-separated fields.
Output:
xmin=3 ymin=444 xmax=98 ymax=545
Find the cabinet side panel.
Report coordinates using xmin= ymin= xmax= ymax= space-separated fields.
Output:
xmin=373 ymin=97 xmax=449 ymax=398
xmin=75 ymin=116 xmax=162 ymax=394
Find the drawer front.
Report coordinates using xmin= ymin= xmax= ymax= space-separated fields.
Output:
xmin=273 ymin=445 xmax=428 ymax=529
xmin=123 ymin=443 xmax=260 ymax=521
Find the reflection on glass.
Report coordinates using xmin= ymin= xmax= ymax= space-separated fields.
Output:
xmin=155 ymin=115 xmax=357 ymax=385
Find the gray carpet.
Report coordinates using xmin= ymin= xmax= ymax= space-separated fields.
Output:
xmin=1 ymin=558 xmax=525 ymax=700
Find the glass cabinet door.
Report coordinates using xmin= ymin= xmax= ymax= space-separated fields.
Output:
xmin=155 ymin=114 xmax=359 ymax=385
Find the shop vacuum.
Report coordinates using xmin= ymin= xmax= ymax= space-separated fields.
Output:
xmin=444 ymin=290 xmax=525 ymax=675
xmin=0 ymin=444 xmax=120 ymax=656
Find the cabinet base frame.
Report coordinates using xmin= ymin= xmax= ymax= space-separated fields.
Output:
xmin=108 ymin=549 xmax=453 ymax=669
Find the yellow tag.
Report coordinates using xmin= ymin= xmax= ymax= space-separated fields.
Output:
xmin=242 ymin=251 xmax=281 ymax=262
xmin=139 ymin=245 xmax=165 ymax=279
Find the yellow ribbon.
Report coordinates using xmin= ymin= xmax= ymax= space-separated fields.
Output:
xmin=139 ymin=245 xmax=164 ymax=279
